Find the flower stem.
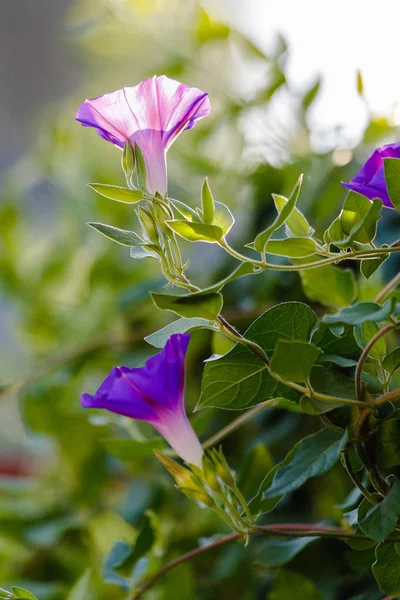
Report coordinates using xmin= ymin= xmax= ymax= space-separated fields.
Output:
xmin=375 ymin=270 xmax=400 ymax=304
xmin=356 ymin=442 xmax=390 ymax=497
xmin=201 ymin=401 xmax=274 ymax=449
xmin=129 ymin=523 xmax=400 ymax=599
xmin=218 ymin=239 xmax=400 ymax=273
xmin=217 ymin=315 xmax=374 ymax=410
xmin=342 ymin=446 xmax=378 ymax=505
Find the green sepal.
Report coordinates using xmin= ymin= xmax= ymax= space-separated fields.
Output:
xmin=121 ymin=140 xmax=135 ymax=180
xmin=134 ymin=142 xmax=148 ymax=193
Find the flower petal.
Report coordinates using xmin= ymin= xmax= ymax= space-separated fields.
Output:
xmin=76 ymin=90 xmax=134 ymax=149
xmin=129 ymin=333 xmax=190 ymax=413
xmin=80 ymin=366 xmax=159 ymax=422
xmin=76 ymin=76 xmax=210 ymax=196
xmin=341 ymin=142 xmax=400 ymax=209
xmin=153 ymin=409 xmax=203 ymax=468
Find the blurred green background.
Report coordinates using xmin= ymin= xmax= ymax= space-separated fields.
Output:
xmin=0 ymin=1 xmax=399 ymax=598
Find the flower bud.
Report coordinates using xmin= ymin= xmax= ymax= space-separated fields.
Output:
xmin=202 ymin=454 xmax=220 ymax=491
xmin=152 ymin=202 xmax=171 ymax=230
xmin=211 ymin=448 xmax=235 ymax=487
xmin=121 ymin=141 xmax=135 ymax=181
xmin=180 ymin=486 xmax=214 ymax=506
xmin=154 ymin=451 xmax=200 ymax=490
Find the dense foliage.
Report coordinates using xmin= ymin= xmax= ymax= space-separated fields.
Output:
xmin=1 ymin=2 xmax=400 ymax=599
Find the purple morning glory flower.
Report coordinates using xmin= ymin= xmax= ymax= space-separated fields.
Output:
xmin=76 ymin=75 xmax=211 ymax=197
xmin=81 ymin=334 xmax=203 ymax=468
xmin=341 ymin=142 xmax=400 ymax=209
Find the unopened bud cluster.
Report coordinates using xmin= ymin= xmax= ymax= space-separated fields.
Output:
xmin=155 ymin=448 xmax=254 ymax=534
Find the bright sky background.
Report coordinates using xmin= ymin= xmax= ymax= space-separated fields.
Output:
xmin=210 ymin=0 xmax=400 ymax=146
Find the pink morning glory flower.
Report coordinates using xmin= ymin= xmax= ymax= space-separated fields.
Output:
xmin=76 ymin=75 xmax=211 ymax=197
xmin=81 ymin=334 xmax=203 ymax=468
xmin=341 ymin=142 xmax=400 ymax=209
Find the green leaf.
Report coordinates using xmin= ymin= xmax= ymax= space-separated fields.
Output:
xmin=88 ymin=222 xmax=145 ymax=247
xmin=273 ymin=194 xmax=312 ymax=237
xmin=356 ymin=69 xmax=364 ymax=95
xmin=103 ymin=438 xmax=166 ymax=460
xmin=324 ymin=217 xmax=346 ymax=245
xmin=196 ymin=7 xmax=230 ymax=43
xmin=263 ymin=428 xmax=349 ymax=498
xmin=238 ymin=444 xmax=274 ymax=500
xmin=102 ymin=523 xmax=154 ymax=589
xmin=88 ymin=183 xmax=144 ymax=203
xmin=145 ymin=317 xmax=216 ymax=348
xmin=269 ymin=569 xmax=323 ymax=600
xmin=134 ymin=142 xmax=147 ymax=192
xmin=339 ymin=192 xmax=381 ymax=245
xmin=270 ymin=340 xmax=321 ymax=382
xmin=166 ymin=220 xmax=223 ymax=242
xmin=383 ymin=348 xmax=400 ymax=376
xmin=130 ymin=246 xmax=160 ymax=260
xmin=361 ymin=252 xmax=389 ymax=279
xmin=384 ymin=157 xmax=400 ymax=211
xmin=264 ymin=237 xmax=317 ymax=258
xmin=317 ymin=355 xmax=357 ymax=368
xmin=257 ymin=536 xmax=316 ymax=567
xmin=197 ymin=302 xmax=316 ymax=410
xmin=300 ymin=367 xmax=355 ymax=414
xmin=301 ymin=78 xmax=321 ymax=112
xmin=323 ymin=300 xmax=395 ymax=326
xmin=372 ymin=543 xmax=400 ymax=596
xmin=151 ymin=291 xmax=223 ymax=319
xmin=345 ymin=496 xmax=380 ymax=550
xmin=359 ymin=479 xmax=400 ymax=541
xmin=103 ymin=541 xmax=134 ymax=590
xmin=67 ymin=569 xmax=95 ymax=600
xmin=361 ymin=321 xmax=386 ymax=359
xmin=370 ymin=416 xmax=400 ymax=469
xmin=10 ymin=589 xmax=38 ymax=600
xmin=252 ymin=442 xmax=301 ymax=514
xmin=201 ymin=178 xmax=215 ymax=224
xmin=198 ymin=350 xmax=295 ymax=411
xmin=252 ymin=174 xmax=303 ymax=252
xmin=300 ymin=264 xmax=357 ymax=308
xmin=312 ymin=324 xmax=360 ymax=357
xmin=213 ymin=201 xmax=235 ymax=235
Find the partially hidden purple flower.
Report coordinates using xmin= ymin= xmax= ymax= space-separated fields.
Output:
xmin=76 ymin=75 xmax=211 ymax=198
xmin=81 ymin=334 xmax=203 ymax=468
xmin=341 ymin=142 xmax=400 ymax=209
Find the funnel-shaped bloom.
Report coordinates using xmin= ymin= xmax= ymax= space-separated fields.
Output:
xmin=81 ymin=334 xmax=203 ymax=468
xmin=76 ymin=75 xmax=211 ymax=197
xmin=341 ymin=142 xmax=400 ymax=209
